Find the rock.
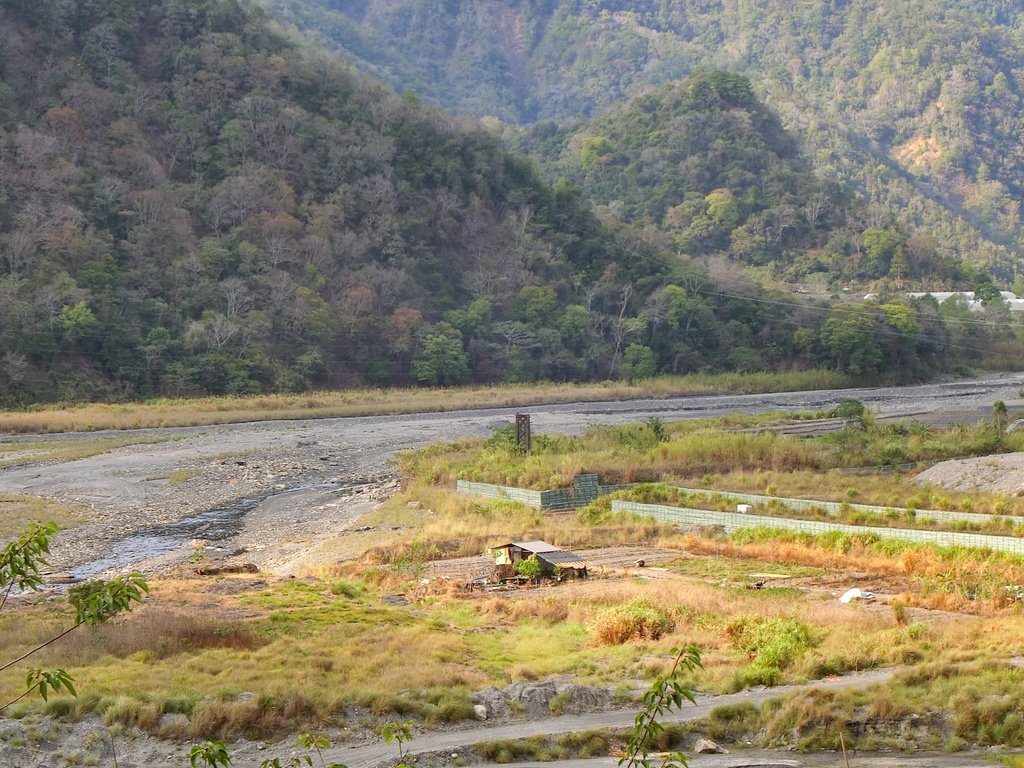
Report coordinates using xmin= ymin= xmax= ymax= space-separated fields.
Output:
xmin=238 ymin=692 xmax=257 ymax=701
xmin=407 ymin=501 xmax=422 ymax=509
xmin=471 ymin=687 xmax=509 ymax=720
xmin=838 ymin=587 xmax=875 ymax=603
xmin=473 ymin=704 xmax=488 ymax=721
xmin=41 ymin=572 xmax=79 ymax=584
xmin=195 ymin=562 xmax=259 ymax=576
xmin=552 ymin=684 xmax=612 ymax=714
xmin=694 ymin=738 xmax=726 ymax=754
xmin=158 ymin=713 xmax=189 ymax=732
xmin=501 ymin=681 xmax=558 ymax=717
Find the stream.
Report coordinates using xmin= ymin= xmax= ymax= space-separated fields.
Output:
xmin=68 ymin=481 xmax=358 ymax=579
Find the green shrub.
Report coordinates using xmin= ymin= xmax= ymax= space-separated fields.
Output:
xmin=726 ymin=616 xmax=815 ymax=669
xmin=475 ymin=735 xmax=550 ymax=762
xmin=727 ymin=664 xmax=782 ymax=691
xmin=515 ymin=555 xmax=543 ymax=580
xmin=330 ymin=580 xmax=365 ymax=598
xmin=161 ymin=695 xmax=195 ymax=715
xmin=554 ymin=730 xmax=611 ymax=758
xmin=43 ymin=697 xmax=76 ymax=718
xmin=701 ymin=701 xmax=763 ymax=740
xmin=548 ymin=690 xmax=572 ymax=715
xmin=833 ymin=399 xmax=866 ymax=419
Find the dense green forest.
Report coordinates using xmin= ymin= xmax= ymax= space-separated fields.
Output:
xmin=0 ymin=0 xmax=1018 ymax=406
xmin=261 ymin=0 xmax=1024 ymax=278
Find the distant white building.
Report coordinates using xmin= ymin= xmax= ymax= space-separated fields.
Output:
xmin=863 ymin=291 xmax=1024 ymax=312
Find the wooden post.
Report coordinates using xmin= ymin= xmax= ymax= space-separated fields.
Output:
xmin=515 ymin=413 xmax=531 ymax=453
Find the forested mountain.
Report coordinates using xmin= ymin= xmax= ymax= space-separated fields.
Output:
xmin=0 ymin=0 xmax=1014 ymax=405
xmin=261 ymin=0 xmax=1024 ymax=277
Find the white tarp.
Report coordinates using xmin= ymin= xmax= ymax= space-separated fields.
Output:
xmin=839 ymin=588 xmax=875 ymax=604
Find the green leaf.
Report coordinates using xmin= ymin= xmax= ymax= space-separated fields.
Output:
xmin=1 ymin=522 xmax=59 ymax=597
xmin=25 ymin=668 xmax=76 ymax=703
xmin=70 ymin=572 xmax=148 ymax=625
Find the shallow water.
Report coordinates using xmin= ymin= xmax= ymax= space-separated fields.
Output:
xmin=69 ymin=481 xmax=356 ymax=579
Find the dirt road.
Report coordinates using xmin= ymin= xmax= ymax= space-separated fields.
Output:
xmin=3 ymin=373 xmax=1024 ymax=576
xmin=215 ymin=666 xmax=998 ymax=768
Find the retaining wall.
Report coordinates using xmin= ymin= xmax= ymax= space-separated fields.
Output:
xmin=613 ymin=500 xmax=1024 ymax=556
xmin=675 ymin=487 xmax=1024 ymax=528
xmin=455 ymin=480 xmax=544 ymax=507
xmin=457 ymin=474 xmax=633 ymax=511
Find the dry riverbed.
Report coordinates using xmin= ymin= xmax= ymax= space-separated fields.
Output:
xmin=4 ymin=372 xmax=1024 ymax=579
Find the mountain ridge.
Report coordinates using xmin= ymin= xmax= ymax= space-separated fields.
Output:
xmin=260 ymin=0 xmax=1024 ymax=275
xmin=0 ymin=0 xmax=1014 ymax=405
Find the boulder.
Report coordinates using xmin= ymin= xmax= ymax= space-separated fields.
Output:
xmin=694 ymin=738 xmax=726 ymax=754
xmin=554 ymin=684 xmax=612 ymax=714
xmin=502 ymin=681 xmax=558 ymax=717
xmin=470 ymin=687 xmax=509 ymax=719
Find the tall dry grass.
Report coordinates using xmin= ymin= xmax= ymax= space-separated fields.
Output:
xmin=698 ymin=469 xmax=1024 ymax=517
xmin=0 ymin=370 xmax=852 ymax=434
xmin=0 ymin=435 xmax=178 ymax=466
xmin=682 ymin=531 xmax=1024 ymax=612
xmin=406 ymin=428 xmax=825 ymax=490
xmin=46 ymin=607 xmax=263 ymax=665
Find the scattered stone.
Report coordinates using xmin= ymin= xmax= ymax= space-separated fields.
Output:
xmin=195 ymin=562 xmax=259 ymax=576
xmin=407 ymin=501 xmax=422 ymax=509
xmin=694 ymin=738 xmax=726 ymax=754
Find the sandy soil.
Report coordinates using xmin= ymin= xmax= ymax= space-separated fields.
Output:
xmin=916 ymin=450 xmax=1024 ymax=494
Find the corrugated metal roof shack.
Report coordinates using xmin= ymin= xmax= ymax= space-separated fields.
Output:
xmin=492 ymin=540 xmax=588 ymax=580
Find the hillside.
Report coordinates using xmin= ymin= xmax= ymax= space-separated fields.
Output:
xmin=261 ymin=0 xmax=1024 ymax=277
xmin=0 ymin=0 xmax=1014 ymax=407
xmin=513 ymin=71 xmax=851 ymax=281
xmin=0 ymin=0 xmax=657 ymax=403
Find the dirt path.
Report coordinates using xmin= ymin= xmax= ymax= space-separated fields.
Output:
xmin=477 ymin=754 xmax=1000 ymax=768
xmin=221 ymin=666 xmax=984 ymax=768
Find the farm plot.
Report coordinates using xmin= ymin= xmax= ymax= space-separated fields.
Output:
xmin=424 ymin=546 xmax=682 ymax=582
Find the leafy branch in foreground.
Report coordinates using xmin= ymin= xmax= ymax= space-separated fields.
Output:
xmin=190 ymin=740 xmax=232 ymax=768
xmin=258 ymin=733 xmax=348 ymax=768
xmin=0 ymin=521 xmax=149 ymax=712
xmin=0 ymin=522 xmax=59 ymax=611
xmin=620 ymin=645 xmax=703 ymax=768
xmin=381 ymin=720 xmax=415 ymax=768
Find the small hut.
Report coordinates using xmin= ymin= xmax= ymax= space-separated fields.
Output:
xmin=491 ymin=540 xmax=588 ymax=580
